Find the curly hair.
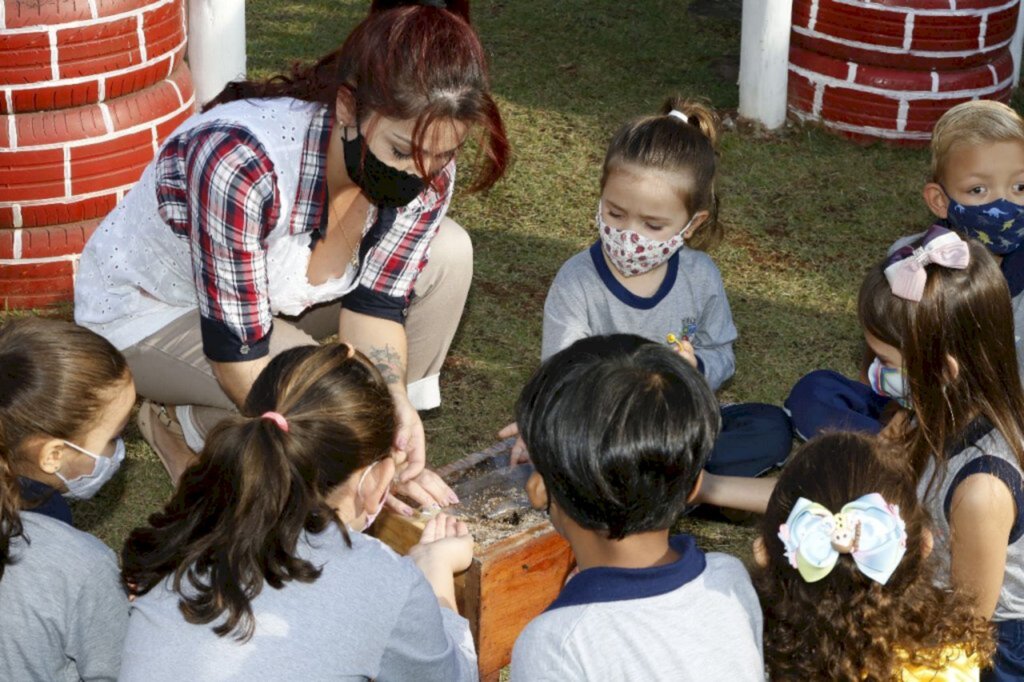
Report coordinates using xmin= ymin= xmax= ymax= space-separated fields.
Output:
xmin=755 ymin=432 xmax=995 ymax=680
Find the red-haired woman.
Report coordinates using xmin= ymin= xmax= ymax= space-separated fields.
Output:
xmin=74 ymin=0 xmax=508 ymax=512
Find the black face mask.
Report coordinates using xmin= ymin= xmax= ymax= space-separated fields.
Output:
xmin=342 ymin=127 xmax=427 ymax=208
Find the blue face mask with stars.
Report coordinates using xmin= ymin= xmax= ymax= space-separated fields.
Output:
xmin=944 ymin=193 xmax=1024 ymax=255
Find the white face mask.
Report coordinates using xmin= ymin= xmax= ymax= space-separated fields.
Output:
xmin=597 ymin=203 xmax=692 ymax=277
xmin=867 ymin=357 xmax=911 ymax=409
xmin=350 ymin=462 xmax=388 ymax=533
xmin=58 ymin=438 xmax=125 ymax=500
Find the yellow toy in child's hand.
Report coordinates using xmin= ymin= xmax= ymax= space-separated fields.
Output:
xmin=666 ymin=333 xmax=698 ymax=369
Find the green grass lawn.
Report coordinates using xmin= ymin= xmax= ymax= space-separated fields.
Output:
xmin=44 ymin=0 xmax=971 ymax=558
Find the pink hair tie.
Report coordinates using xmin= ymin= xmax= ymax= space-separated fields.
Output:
xmin=261 ymin=411 xmax=289 ymax=433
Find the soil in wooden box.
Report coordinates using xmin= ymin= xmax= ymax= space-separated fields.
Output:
xmin=373 ymin=438 xmax=575 ymax=681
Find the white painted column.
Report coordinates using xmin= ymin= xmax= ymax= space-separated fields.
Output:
xmin=1012 ymin=0 xmax=1024 ymax=86
xmin=187 ymin=0 xmax=247 ymax=106
xmin=738 ymin=0 xmax=795 ymax=129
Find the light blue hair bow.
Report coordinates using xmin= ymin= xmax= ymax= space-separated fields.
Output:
xmin=778 ymin=493 xmax=908 ymax=585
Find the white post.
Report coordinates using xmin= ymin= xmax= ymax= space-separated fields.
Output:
xmin=738 ymin=0 xmax=795 ymax=129
xmin=187 ymin=0 xmax=247 ymax=106
xmin=1012 ymin=0 xmax=1024 ymax=86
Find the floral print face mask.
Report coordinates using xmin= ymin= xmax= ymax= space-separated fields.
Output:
xmin=597 ymin=203 xmax=691 ymax=277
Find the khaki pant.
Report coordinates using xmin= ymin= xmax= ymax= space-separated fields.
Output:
xmin=123 ymin=217 xmax=472 ymax=444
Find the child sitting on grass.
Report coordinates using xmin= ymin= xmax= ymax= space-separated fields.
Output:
xmin=787 ymin=99 xmax=1024 ymax=439
xmin=509 ymin=334 xmax=764 ymax=681
xmin=0 ymin=318 xmax=133 ymax=680
xmin=505 ymin=97 xmax=792 ymax=478
xmin=755 ymin=431 xmax=994 ymax=679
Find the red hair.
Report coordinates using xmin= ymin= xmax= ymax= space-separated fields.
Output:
xmin=206 ymin=1 xmax=507 ymax=192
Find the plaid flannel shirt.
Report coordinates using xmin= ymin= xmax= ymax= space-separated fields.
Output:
xmin=154 ymin=104 xmax=454 ymax=362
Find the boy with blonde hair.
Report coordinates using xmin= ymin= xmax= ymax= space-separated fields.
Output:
xmin=786 ymin=99 xmax=1024 ymax=440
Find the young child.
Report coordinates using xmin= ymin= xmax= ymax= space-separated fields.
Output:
xmin=787 ymin=99 xmax=1024 ymax=438
xmin=119 ymin=344 xmax=477 ymax=681
xmin=532 ymin=97 xmax=791 ymax=476
xmin=703 ymin=231 xmax=1024 ymax=679
xmin=755 ymin=431 xmax=994 ymax=679
xmin=509 ymin=334 xmax=764 ymax=681
xmin=0 ymin=318 xmax=132 ymax=680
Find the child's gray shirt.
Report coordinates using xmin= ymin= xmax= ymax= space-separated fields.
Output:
xmin=118 ymin=524 xmax=477 ymax=681
xmin=0 ymin=512 xmax=129 ymax=682
xmin=542 ymin=242 xmax=737 ymax=391
xmin=510 ymin=535 xmax=764 ymax=682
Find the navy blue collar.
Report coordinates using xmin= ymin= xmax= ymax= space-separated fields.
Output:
xmin=589 ymin=241 xmax=679 ymax=310
xmin=18 ymin=476 xmax=72 ymax=526
xmin=546 ymin=534 xmax=706 ymax=611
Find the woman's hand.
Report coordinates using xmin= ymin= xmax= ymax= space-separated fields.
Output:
xmin=391 ymin=391 xmax=427 ymax=481
xmin=387 ymin=468 xmax=459 ymax=517
xmin=498 ymin=421 xmax=530 ymax=466
xmin=408 ymin=513 xmax=474 ymax=611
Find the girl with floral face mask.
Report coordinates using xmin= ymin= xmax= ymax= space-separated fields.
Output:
xmin=0 ymin=318 xmax=132 ymax=680
xmin=120 ymin=344 xmax=476 ymax=681
xmin=502 ymin=96 xmax=793 ymax=482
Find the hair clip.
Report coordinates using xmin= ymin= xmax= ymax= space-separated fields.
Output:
xmin=261 ymin=411 xmax=289 ymax=433
xmin=778 ymin=493 xmax=907 ymax=585
xmin=668 ymin=109 xmax=689 ymax=124
xmin=884 ymin=225 xmax=970 ymax=302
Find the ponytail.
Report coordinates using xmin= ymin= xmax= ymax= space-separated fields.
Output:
xmin=122 ymin=344 xmax=395 ymax=641
xmin=659 ymin=96 xmax=720 ymax=151
xmin=602 ymin=94 xmax=722 ymax=251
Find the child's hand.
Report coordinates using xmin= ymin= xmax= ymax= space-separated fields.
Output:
xmin=410 ymin=513 xmax=474 ymax=575
xmin=498 ymin=421 xmax=530 ymax=466
xmin=409 ymin=513 xmax=473 ymax=612
xmin=672 ymin=338 xmax=699 ymax=369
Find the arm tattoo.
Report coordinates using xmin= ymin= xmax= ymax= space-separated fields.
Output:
xmin=367 ymin=343 xmax=404 ymax=385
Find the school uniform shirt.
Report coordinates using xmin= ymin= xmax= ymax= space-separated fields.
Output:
xmin=542 ymin=242 xmax=737 ymax=391
xmin=0 ymin=512 xmax=129 ymax=682
xmin=18 ymin=476 xmax=72 ymax=525
xmin=75 ymin=97 xmax=454 ymax=363
xmin=509 ymin=535 xmax=764 ymax=682
xmin=919 ymin=416 xmax=1024 ymax=623
xmin=118 ymin=524 xmax=477 ymax=682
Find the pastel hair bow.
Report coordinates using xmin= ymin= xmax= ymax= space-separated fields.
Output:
xmin=883 ymin=225 xmax=970 ymax=302
xmin=778 ymin=493 xmax=908 ymax=585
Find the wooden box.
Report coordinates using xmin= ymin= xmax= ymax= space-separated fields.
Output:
xmin=374 ymin=439 xmax=575 ymax=681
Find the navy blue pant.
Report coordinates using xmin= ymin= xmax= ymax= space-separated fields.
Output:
xmin=984 ymin=620 xmax=1024 ymax=681
xmin=707 ymin=403 xmax=793 ymax=477
xmin=784 ymin=369 xmax=892 ymax=441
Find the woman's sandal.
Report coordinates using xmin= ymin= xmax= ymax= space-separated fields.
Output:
xmin=136 ymin=400 xmax=197 ymax=484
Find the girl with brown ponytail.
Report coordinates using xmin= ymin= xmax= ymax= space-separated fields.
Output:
xmin=119 ymin=344 xmax=476 ymax=681
xmin=503 ymin=95 xmax=793 ymax=481
xmin=74 ymin=1 xmax=509 ymax=517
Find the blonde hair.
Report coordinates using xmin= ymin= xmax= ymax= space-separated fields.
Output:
xmin=601 ymin=96 xmax=722 ymax=251
xmin=930 ymin=100 xmax=1024 ymax=182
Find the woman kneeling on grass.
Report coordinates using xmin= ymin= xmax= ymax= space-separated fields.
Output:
xmin=118 ymin=344 xmax=476 ymax=681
